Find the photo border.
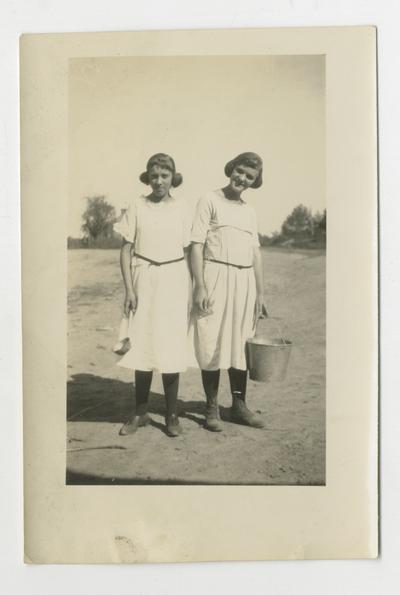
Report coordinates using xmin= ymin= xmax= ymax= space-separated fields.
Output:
xmin=21 ymin=27 xmax=378 ymax=563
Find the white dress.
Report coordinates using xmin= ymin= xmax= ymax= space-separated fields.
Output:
xmin=114 ymin=194 xmax=191 ymax=373
xmin=191 ymin=190 xmax=260 ymax=371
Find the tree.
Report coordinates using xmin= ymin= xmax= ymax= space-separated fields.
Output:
xmin=312 ymin=209 xmax=326 ymax=244
xmin=281 ymin=204 xmax=314 ymax=241
xmin=81 ymin=196 xmax=116 ymax=243
xmin=314 ymin=209 xmax=326 ymax=231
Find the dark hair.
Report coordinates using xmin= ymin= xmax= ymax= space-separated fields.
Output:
xmin=139 ymin=153 xmax=183 ymax=187
xmin=224 ymin=152 xmax=263 ymax=189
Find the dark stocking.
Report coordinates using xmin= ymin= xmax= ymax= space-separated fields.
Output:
xmin=134 ymin=370 xmax=153 ymax=415
xmin=162 ymin=372 xmax=179 ymax=418
xmin=201 ymin=369 xmax=221 ymax=400
xmin=228 ymin=367 xmax=247 ymax=401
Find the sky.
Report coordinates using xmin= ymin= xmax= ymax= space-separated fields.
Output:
xmin=69 ymin=55 xmax=325 ymax=237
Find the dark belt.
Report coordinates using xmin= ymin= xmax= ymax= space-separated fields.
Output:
xmin=135 ymin=253 xmax=185 ymax=266
xmin=205 ymin=258 xmax=253 ymax=270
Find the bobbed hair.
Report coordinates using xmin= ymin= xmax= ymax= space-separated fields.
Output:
xmin=224 ymin=152 xmax=263 ymax=189
xmin=139 ymin=153 xmax=183 ymax=187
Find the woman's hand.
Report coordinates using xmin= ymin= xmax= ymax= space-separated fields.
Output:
xmin=124 ymin=291 xmax=137 ymax=317
xmin=254 ymin=295 xmax=268 ymax=326
xmin=194 ymin=286 xmax=212 ymax=316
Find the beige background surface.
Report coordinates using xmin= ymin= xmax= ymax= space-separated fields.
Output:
xmin=21 ymin=27 xmax=377 ymax=563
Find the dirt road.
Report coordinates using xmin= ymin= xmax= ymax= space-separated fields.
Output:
xmin=67 ymin=248 xmax=325 ymax=485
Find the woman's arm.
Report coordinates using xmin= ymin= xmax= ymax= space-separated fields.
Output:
xmin=184 ymin=245 xmax=192 ymax=279
xmin=191 ymin=242 xmax=211 ymax=314
xmin=120 ymin=239 xmax=137 ymax=316
xmin=253 ymin=246 xmax=268 ymax=323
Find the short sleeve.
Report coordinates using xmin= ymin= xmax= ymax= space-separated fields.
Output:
xmin=114 ymin=200 xmax=136 ymax=243
xmin=250 ymin=207 xmax=260 ymax=247
xmin=191 ymin=196 xmax=212 ymax=243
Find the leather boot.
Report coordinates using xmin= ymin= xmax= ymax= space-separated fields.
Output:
xmin=165 ymin=414 xmax=182 ymax=437
xmin=119 ymin=412 xmax=152 ymax=435
xmin=205 ymin=395 xmax=223 ymax=432
xmin=230 ymin=394 xmax=265 ymax=429
xmin=119 ymin=402 xmax=152 ymax=436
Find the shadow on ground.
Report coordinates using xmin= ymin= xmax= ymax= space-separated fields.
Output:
xmin=67 ymin=373 xmax=225 ymax=425
xmin=66 ymin=469 xmax=324 ymax=486
xmin=66 ymin=374 xmax=325 ymax=487
xmin=66 ymin=373 xmax=257 ymax=486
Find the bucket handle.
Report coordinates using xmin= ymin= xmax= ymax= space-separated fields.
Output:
xmin=254 ymin=315 xmax=289 ymax=346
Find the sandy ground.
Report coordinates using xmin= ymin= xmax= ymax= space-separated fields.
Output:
xmin=67 ymin=248 xmax=325 ymax=485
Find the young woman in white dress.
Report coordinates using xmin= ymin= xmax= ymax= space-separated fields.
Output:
xmin=191 ymin=152 xmax=268 ymax=431
xmin=115 ymin=154 xmax=191 ymax=437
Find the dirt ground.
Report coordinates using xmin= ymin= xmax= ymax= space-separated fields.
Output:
xmin=67 ymin=248 xmax=325 ymax=485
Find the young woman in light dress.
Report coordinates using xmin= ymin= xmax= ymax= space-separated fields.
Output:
xmin=191 ymin=152 xmax=268 ymax=431
xmin=115 ymin=154 xmax=191 ymax=437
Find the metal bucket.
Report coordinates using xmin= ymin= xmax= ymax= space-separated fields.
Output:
xmin=246 ymin=318 xmax=292 ymax=383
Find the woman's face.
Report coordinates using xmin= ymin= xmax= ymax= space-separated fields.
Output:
xmin=229 ymin=164 xmax=259 ymax=193
xmin=148 ymin=165 xmax=173 ymax=199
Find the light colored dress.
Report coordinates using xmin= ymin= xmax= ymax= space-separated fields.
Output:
xmin=114 ymin=194 xmax=191 ymax=373
xmin=191 ymin=189 xmax=260 ymax=371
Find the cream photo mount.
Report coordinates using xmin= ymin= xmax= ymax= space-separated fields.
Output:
xmin=21 ymin=27 xmax=378 ymax=563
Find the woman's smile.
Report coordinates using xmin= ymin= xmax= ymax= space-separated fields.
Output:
xmin=228 ymin=164 xmax=259 ymax=194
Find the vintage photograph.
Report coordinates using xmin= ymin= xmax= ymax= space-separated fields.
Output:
xmin=66 ymin=55 xmax=326 ymax=485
